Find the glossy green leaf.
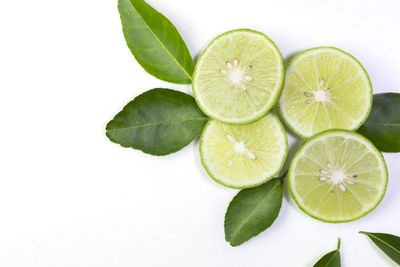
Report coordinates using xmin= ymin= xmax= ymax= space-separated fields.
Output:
xmin=358 ymin=93 xmax=400 ymax=152
xmin=118 ymin=0 xmax=194 ymax=84
xmin=314 ymin=238 xmax=341 ymax=267
xmin=106 ymin=88 xmax=208 ymax=155
xmin=360 ymin=231 xmax=400 ymax=265
xmin=224 ymin=177 xmax=284 ymax=246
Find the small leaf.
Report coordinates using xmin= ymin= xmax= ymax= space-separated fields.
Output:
xmin=224 ymin=177 xmax=284 ymax=246
xmin=313 ymin=238 xmax=341 ymax=267
xmin=358 ymin=93 xmax=400 ymax=152
xmin=106 ymin=88 xmax=208 ymax=155
xmin=118 ymin=0 xmax=194 ymax=84
xmin=360 ymin=231 xmax=400 ymax=265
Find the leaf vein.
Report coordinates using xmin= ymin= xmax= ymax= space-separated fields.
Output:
xmin=107 ymin=117 xmax=208 ymax=132
xmin=229 ymin=181 xmax=280 ymax=242
xmin=364 ymin=122 xmax=400 ymax=126
xmin=126 ymin=0 xmax=192 ymax=80
xmin=368 ymin=234 xmax=400 ymax=255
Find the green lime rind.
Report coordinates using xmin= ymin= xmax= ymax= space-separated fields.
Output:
xmin=288 ymin=129 xmax=388 ymax=223
xmin=278 ymin=46 xmax=373 ymax=139
xmin=193 ymin=29 xmax=285 ymax=125
xmin=200 ymin=113 xmax=288 ymax=189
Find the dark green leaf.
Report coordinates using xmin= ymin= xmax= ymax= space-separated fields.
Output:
xmin=360 ymin=231 xmax=400 ymax=265
xmin=224 ymin=177 xmax=284 ymax=246
xmin=106 ymin=88 xmax=208 ymax=155
xmin=118 ymin=0 xmax=194 ymax=84
xmin=313 ymin=238 xmax=341 ymax=267
xmin=358 ymin=93 xmax=400 ymax=152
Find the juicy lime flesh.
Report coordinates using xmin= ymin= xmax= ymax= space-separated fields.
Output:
xmin=289 ymin=131 xmax=387 ymax=222
xmin=201 ymin=114 xmax=287 ymax=188
xmin=280 ymin=47 xmax=372 ymax=137
xmin=193 ymin=30 xmax=284 ymax=124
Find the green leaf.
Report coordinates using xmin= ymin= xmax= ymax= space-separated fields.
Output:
xmin=360 ymin=231 xmax=400 ymax=265
xmin=106 ymin=88 xmax=208 ymax=155
xmin=313 ymin=238 xmax=341 ymax=267
xmin=224 ymin=177 xmax=284 ymax=246
xmin=358 ymin=93 xmax=400 ymax=152
xmin=118 ymin=0 xmax=194 ymax=84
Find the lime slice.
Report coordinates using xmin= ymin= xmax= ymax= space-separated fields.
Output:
xmin=200 ymin=114 xmax=288 ymax=188
xmin=279 ymin=47 xmax=372 ymax=138
xmin=289 ymin=130 xmax=388 ymax=223
xmin=193 ymin=29 xmax=285 ymax=124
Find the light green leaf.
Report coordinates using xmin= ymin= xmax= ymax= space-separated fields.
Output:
xmin=118 ymin=0 xmax=194 ymax=84
xmin=314 ymin=238 xmax=341 ymax=267
xmin=358 ymin=93 xmax=400 ymax=152
xmin=360 ymin=231 xmax=400 ymax=265
xmin=224 ymin=177 xmax=284 ymax=246
xmin=106 ymin=88 xmax=208 ymax=155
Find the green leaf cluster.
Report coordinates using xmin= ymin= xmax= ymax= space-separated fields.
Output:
xmin=312 ymin=233 xmax=400 ymax=266
xmin=106 ymin=0 xmax=400 ymax=262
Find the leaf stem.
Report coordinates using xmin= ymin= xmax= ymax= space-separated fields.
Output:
xmin=337 ymin=238 xmax=341 ymax=250
xmin=278 ymin=171 xmax=288 ymax=179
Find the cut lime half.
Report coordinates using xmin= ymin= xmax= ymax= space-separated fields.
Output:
xmin=289 ymin=130 xmax=388 ymax=223
xmin=279 ymin=47 xmax=372 ymax=138
xmin=200 ymin=114 xmax=288 ymax=188
xmin=193 ymin=29 xmax=285 ymax=124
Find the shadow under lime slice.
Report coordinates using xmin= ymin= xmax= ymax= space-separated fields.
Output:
xmin=193 ymin=29 xmax=285 ymax=125
xmin=200 ymin=114 xmax=288 ymax=189
xmin=279 ymin=47 xmax=372 ymax=138
xmin=289 ymin=130 xmax=388 ymax=223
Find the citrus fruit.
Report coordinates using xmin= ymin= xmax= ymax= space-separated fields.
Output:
xmin=200 ymin=114 xmax=288 ymax=188
xmin=193 ymin=29 xmax=285 ymax=124
xmin=289 ymin=130 xmax=388 ymax=223
xmin=279 ymin=47 xmax=372 ymax=138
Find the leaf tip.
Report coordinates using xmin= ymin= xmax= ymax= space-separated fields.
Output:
xmin=226 ymin=237 xmax=242 ymax=247
xmin=229 ymin=242 xmax=239 ymax=247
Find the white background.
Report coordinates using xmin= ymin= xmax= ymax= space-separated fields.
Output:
xmin=1 ymin=0 xmax=399 ymax=266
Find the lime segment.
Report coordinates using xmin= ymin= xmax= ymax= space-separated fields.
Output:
xmin=193 ymin=29 xmax=285 ymax=124
xmin=289 ymin=130 xmax=388 ymax=223
xmin=279 ymin=47 xmax=372 ymax=138
xmin=200 ymin=114 xmax=288 ymax=188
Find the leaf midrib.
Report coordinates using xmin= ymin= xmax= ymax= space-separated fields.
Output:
xmin=128 ymin=0 xmax=192 ymax=80
xmin=324 ymin=250 xmax=339 ymax=266
xmin=107 ymin=117 xmax=207 ymax=132
xmin=364 ymin=122 xmax=400 ymax=127
xmin=229 ymin=181 xmax=280 ymax=243
xmin=366 ymin=233 xmax=400 ymax=256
